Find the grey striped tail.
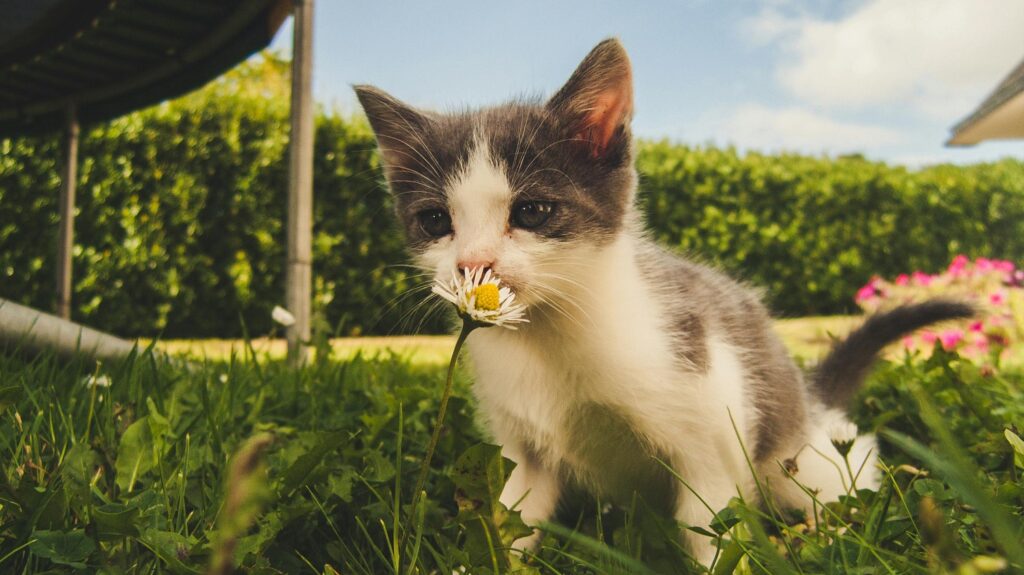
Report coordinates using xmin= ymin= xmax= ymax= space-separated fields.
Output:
xmin=812 ymin=300 xmax=975 ymax=408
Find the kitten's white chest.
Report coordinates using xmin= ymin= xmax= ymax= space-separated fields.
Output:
xmin=467 ymin=323 xmax=679 ymax=503
xmin=467 ymin=327 xmax=586 ymax=453
xmin=465 ymin=244 xmax=698 ymax=501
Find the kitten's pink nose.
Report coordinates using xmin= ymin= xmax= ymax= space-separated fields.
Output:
xmin=457 ymin=260 xmax=493 ymax=276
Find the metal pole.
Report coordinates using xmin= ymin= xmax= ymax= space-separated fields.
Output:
xmin=286 ymin=0 xmax=314 ymax=364
xmin=1 ymin=298 xmax=135 ymax=362
xmin=56 ymin=102 xmax=79 ymax=320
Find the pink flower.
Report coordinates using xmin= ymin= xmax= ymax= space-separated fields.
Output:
xmin=1011 ymin=269 xmax=1024 ymax=287
xmin=895 ymin=274 xmax=910 ymax=286
xmin=948 ymin=254 xmax=969 ymax=276
xmin=920 ymin=331 xmax=937 ymax=344
xmin=971 ymin=333 xmax=989 ymax=354
xmin=975 ymin=258 xmax=993 ymax=272
xmin=939 ymin=329 xmax=964 ymax=350
xmin=855 ymin=285 xmax=876 ymax=302
xmin=969 ymin=320 xmax=984 ymax=333
xmin=990 ymin=291 xmax=1007 ymax=306
xmin=912 ymin=271 xmax=934 ymax=286
xmin=902 ymin=336 xmax=915 ymax=349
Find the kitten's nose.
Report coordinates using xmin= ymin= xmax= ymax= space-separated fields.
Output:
xmin=457 ymin=261 xmax=493 ymax=276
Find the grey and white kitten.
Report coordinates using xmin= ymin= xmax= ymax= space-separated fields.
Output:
xmin=355 ymin=39 xmax=971 ymax=565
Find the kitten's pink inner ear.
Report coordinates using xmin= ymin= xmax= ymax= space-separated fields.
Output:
xmin=581 ymin=86 xmax=633 ymax=157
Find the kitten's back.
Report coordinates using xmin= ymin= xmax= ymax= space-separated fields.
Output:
xmin=637 ymin=242 xmax=809 ymax=460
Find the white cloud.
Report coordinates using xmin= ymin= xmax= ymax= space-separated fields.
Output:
xmin=720 ymin=103 xmax=905 ymax=154
xmin=751 ymin=0 xmax=1024 ymax=120
xmin=745 ymin=6 xmax=810 ymax=44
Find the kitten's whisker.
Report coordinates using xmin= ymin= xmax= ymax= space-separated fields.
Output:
xmin=374 ymin=150 xmax=446 ymax=189
xmin=376 ymin=131 xmax=443 ymax=181
xmin=509 ymin=109 xmax=553 ymax=191
xmin=534 ymin=296 xmax=588 ymax=331
xmin=529 ymin=283 xmax=593 ymax=330
xmin=381 ymin=263 xmax=433 ymax=273
xmin=412 ymin=298 xmax=448 ymax=335
xmin=532 ymin=277 xmax=596 ymax=316
xmin=387 ymin=181 xmax=441 ymax=196
xmin=386 ymin=163 xmax=447 ymax=189
xmin=374 ymin=104 xmax=447 ymax=182
xmin=531 ymin=273 xmax=600 ymax=302
xmin=391 ymin=290 xmax=444 ymax=335
xmin=532 ymin=267 xmax=598 ymax=290
xmin=375 ymin=281 xmax=436 ymax=327
xmin=520 ymin=167 xmax=585 ymax=203
xmin=509 ymin=111 xmax=532 ymax=191
xmin=512 ymin=135 xmax=582 ymax=191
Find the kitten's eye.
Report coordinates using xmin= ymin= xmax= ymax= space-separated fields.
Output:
xmin=417 ymin=209 xmax=453 ymax=238
xmin=512 ymin=201 xmax=555 ymax=229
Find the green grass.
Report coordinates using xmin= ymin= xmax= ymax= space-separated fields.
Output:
xmin=1 ymin=337 xmax=1023 ymax=573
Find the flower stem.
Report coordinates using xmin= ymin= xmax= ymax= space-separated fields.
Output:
xmin=843 ymin=454 xmax=860 ymax=495
xmin=403 ymin=320 xmax=474 ymax=552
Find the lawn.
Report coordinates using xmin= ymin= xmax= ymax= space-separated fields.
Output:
xmin=154 ymin=314 xmax=1020 ymax=366
xmin=152 ymin=316 xmax=862 ymax=365
xmin=2 ymin=320 xmax=1023 ymax=573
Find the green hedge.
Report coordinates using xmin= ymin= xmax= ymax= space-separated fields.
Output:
xmin=2 ymin=58 xmax=1023 ymax=336
xmin=0 ymin=58 xmax=430 ymax=338
xmin=638 ymin=144 xmax=1024 ymax=315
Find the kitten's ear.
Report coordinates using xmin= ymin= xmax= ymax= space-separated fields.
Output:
xmin=354 ymin=85 xmax=432 ymax=170
xmin=547 ymin=38 xmax=633 ymax=158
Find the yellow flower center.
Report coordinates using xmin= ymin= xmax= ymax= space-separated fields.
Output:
xmin=473 ymin=284 xmax=500 ymax=311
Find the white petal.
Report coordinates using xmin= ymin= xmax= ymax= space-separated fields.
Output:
xmin=272 ymin=305 xmax=296 ymax=327
xmin=828 ymin=420 xmax=859 ymax=444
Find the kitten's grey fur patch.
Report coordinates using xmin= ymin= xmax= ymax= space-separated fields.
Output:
xmin=635 ymin=244 xmax=807 ymax=460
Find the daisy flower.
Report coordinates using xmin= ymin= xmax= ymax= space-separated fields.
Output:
xmin=828 ymin=419 xmax=858 ymax=458
xmin=432 ymin=267 xmax=528 ymax=329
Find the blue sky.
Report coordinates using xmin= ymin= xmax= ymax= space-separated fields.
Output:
xmin=268 ymin=0 xmax=1024 ymax=167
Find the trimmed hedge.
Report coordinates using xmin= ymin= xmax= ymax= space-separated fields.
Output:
xmin=0 ymin=58 xmax=428 ymax=337
xmin=638 ymin=144 xmax=1024 ymax=316
xmin=2 ymin=59 xmax=1023 ymax=336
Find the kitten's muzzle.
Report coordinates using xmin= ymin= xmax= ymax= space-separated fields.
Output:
xmin=457 ymin=262 xmax=493 ymax=277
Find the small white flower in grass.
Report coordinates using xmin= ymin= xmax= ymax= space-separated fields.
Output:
xmin=271 ymin=305 xmax=296 ymax=327
xmin=83 ymin=374 xmax=112 ymax=388
xmin=829 ymin=420 xmax=859 ymax=458
xmin=431 ymin=267 xmax=528 ymax=329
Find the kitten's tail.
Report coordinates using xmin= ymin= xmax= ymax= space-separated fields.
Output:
xmin=811 ymin=300 xmax=975 ymax=408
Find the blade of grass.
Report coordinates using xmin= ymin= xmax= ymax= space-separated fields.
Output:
xmin=883 ymin=429 xmax=1024 ymax=567
xmin=539 ymin=521 xmax=661 ymax=575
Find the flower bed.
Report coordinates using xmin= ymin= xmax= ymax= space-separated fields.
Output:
xmin=856 ymin=255 xmax=1024 ymax=361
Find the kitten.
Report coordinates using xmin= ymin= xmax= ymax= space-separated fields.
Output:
xmin=354 ymin=39 xmax=972 ymax=565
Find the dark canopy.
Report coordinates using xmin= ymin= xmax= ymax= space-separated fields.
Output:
xmin=0 ymin=0 xmax=289 ymax=136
